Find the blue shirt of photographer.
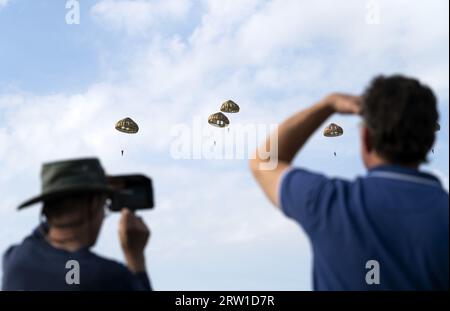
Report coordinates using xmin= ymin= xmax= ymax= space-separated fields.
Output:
xmin=2 ymin=224 xmax=152 ymax=291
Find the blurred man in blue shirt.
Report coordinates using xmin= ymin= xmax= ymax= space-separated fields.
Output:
xmin=2 ymin=158 xmax=152 ymax=291
xmin=250 ymin=75 xmax=448 ymax=290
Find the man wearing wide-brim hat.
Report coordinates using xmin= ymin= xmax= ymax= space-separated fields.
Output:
xmin=2 ymin=158 xmax=152 ymax=290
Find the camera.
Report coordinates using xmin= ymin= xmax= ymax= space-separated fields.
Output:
xmin=107 ymin=175 xmax=154 ymax=211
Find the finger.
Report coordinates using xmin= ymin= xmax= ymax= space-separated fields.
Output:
xmin=343 ymin=97 xmax=362 ymax=114
xmin=119 ymin=209 xmax=128 ymax=225
xmin=121 ymin=208 xmax=132 ymax=218
xmin=352 ymin=96 xmax=363 ymax=106
xmin=135 ymin=217 xmax=147 ymax=229
xmin=135 ymin=216 xmax=149 ymax=231
xmin=121 ymin=209 xmax=135 ymax=229
xmin=351 ymin=103 xmax=362 ymax=114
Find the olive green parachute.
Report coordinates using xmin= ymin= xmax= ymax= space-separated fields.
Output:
xmin=323 ymin=123 xmax=343 ymax=137
xmin=220 ymin=100 xmax=240 ymax=113
xmin=115 ymin=117 xmax=139 ymax=134
xmin=208 ymin=112 xmax=229 ymax=128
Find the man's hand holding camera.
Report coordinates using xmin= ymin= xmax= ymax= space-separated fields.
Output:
xmin=119 ymin=208 xmax=150 ymax=273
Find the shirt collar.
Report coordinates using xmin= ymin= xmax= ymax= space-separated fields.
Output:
xmin=368 ymin=164 xmax=442 ymax=188
xmin=31 ymin=223 xmax=91 ymax=255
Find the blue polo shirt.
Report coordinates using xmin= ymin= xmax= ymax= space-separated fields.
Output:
xmin=280 ymin=165 xmax=449 ymax=290
xmin=2 ymin=224 xmax=152 ymax=291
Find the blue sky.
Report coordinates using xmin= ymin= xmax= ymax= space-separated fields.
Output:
xmin=0 ymin=0 xmax=448 ymax=290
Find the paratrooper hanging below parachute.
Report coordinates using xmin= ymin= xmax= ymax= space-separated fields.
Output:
xmin=115 ymin=117 xmax=139 ymax=156
xmin=323 ymin=123 xmax=344 ymax=157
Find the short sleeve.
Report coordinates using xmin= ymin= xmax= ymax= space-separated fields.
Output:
xmin=134 ymin=271 xmax=152 ymax=290
xmin=279 ymin=167 xmax=333 ymax=236
xmin=116 ymin=266 xmax=152 ymax=291
xmin=97 ymin=260 xmax=152 ymax=291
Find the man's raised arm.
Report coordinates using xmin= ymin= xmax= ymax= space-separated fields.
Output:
xmin=249 ymin=94 xmax=361 ymax=207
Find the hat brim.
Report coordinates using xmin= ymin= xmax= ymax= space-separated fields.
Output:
xmin=17 ymin=185 xmax=115 ymax=210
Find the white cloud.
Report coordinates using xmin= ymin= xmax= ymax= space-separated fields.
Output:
xmin=0 ymin=0 xmax=9 ymax=9
xmin=91 ymin=0 xmax=192 ymax=35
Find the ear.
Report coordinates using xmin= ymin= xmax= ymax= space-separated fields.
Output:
xmin=362 ymin=126 xmax=373 ymax=153
xmin=92 ymin=195 xmax=103 ymax=210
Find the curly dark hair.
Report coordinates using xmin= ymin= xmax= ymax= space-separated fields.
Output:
xmin=362 ymin=75 xmax=438 ymax=164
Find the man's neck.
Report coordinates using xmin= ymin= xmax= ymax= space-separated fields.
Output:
xmin=366 ymin=156 xmax=388 ymax=170
xmin=46 ymin=227 xmax=90 ymax=252
xmin=366 ymin=155 xmax=419 ymax=170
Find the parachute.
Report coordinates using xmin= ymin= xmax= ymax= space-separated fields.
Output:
xmin=115 ymin=117 xmax=139 ymax=156
xmin=208 ymin=112 xmax=230 ymax=128
xmin=115 ymin=117 xmax=139 ymax=134
xmin=323 ymin=123 xmax=343 ymax=137
xmin=220 ymin=100 xmax=240 ymax=113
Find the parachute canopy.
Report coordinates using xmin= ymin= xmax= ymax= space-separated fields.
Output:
xmin=208 ymin=112 xmax=229 ymax=128
xmin=115 ymin=117 xmax=139 ymax=134
xmin=220 ymin=100 xmax=240 ymax=113
xmin=323 ymin=123 xmax=343 ymax=137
